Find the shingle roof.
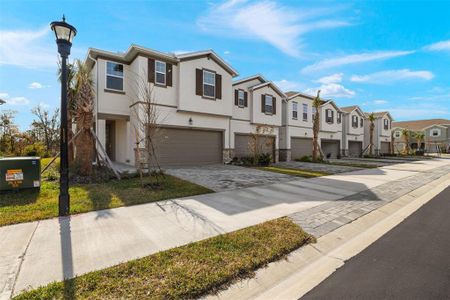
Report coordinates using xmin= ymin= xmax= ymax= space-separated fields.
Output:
xmin=340 ymin=106 xmax=358 ymax=113
xmin=392 ymin=119 xmax=450 ymax=131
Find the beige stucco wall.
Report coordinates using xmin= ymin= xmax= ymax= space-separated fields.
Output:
xmin=320 ymin=102 xmax=342 ymax=133
xmin=251 ymin=86 xmax=282 ymax=126
xmin=232 ymin=78 xmax=263 ymax=121
xmin=178 ymin=57 xmax=233 ymax=116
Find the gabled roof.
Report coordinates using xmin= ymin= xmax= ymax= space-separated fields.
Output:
xmin=233 ymin=74 xmax=267 ymax=86
xmin=176 ymin=50 xmax=239 ymax=77
xmin=364 ymin=111 xmax=394 ymax=120
xmin=85 ymin=45 xmax=239 ymax=77
xmin=321 ymin=100 xmax=342 ymax=112
xmin=340 ymin=105 xmax=365 ymax=117
xmin=285 ymin=91 xmax=315 ymax=100
xmin=392 ymin=119 xmax=450 ymax=131
xmin=249 ymin=81 xmax=286 ymax=98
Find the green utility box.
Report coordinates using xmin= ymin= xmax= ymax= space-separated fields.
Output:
xmin=0 ymin=157 xmax=41 ymax=191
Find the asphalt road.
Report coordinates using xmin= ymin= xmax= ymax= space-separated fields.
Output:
xmin=301 ymin=186 xmax=450 ymax=300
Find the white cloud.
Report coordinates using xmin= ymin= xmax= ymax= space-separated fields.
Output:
xmin=28 ymin=82 xmax=50 ymax=89
xmin=301 ymin=50 xmax=414 ymax=73
xmin=38 ymin=102 xmax=50 ymax=109
xmin=382 ymin=107 xmax=450 ymax=120
xmin=305 ymin=83 xmax=355 ymax=98
xmin=6 ymin=96 xmax=30 ymax=105
xmin=224 ymin=50 xmax=231 ymax=55
xmin=0 ymin=27 xmax=58 ymax=68
xmin=315 ymin=73 xmax=343 ymax=84
xmin=373 ymin=100 xmax=388 ymax=104
xmin=197 ymin=0 xmax=351 ymax=57
xmin=351 ymin=69 xmax=434 ymax=84
xmin=0 ymin=92 xmax=9 ymax=99
xmin=424 ymin=40 xmax=450 ymax=51
xmin=273 ymin=79 xmax=304 ymax=92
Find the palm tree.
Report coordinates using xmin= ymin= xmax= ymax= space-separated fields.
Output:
xmin=74 ymin=59 xmax=95 ymax=176
xmin=312 ymin=90 xmax=321 ymax=162
xmin=58 ymin=61 xmax=77 ymax=163
xmin=415 ymin=131 xmax=425 ymax=151
xmin=401 ymin=128 xmax=410 ymax=154
xmin=368 ymin=113 xmax=375 ymax=156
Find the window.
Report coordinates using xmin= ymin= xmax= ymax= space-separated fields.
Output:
xmin=312 ymin=107 xmax=317 ymax=118
xmin=352 ymin=115 xmax=358 ymax=128
xmin=337 ymin=112 xmax=341 ymax=124
xmin=265 ymin=95 xmax=273 ymax=114
xmin=106 ymin=62 xmax=124 ymax=91
xmin=326 ymin=109 xmax=333 ymax=123
xmin=431 ymin=129 xmax=440 ymax=137
xmin=238 ymin=90 xmax=245 ymax=107
xmin=155 ymin=61 xmax=166 ymax=85
xmin=292 ymin=102 xmax=298 ymax=119
xmin=384 ymin=119 xmax=389 ymax=130
xmin=302 ymin=103 xmax=308 ymax=121
xmin=360 ymin=118 xmax=364 ymax=127
xmin=395 ymin=131 xmax=401 ymax=138
xmin=203 ymin=70 xmax=215 ymax=98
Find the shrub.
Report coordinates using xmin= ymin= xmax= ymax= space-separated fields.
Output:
xmin=257 ymin=153 xmax=272 ymax=166
xmin=22 ymin=143 xmax=47 ymax=157
xmin=296 ymin=155 xmax=312 ymax=162
xmin=240 ymin=156 xmax=256 ymax=166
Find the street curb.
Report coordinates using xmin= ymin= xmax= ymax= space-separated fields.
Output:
xmin=206 ymin=173 xmax=450 ymax=300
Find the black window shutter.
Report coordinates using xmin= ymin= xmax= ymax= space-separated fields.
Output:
xmin=215 ymin=74 xmax=222 ymax=99
xmin=261 ymin=95 xmax=265 ymax=113
xmin=195 ymin=69 xmax=203 ymax=96
xmin=148 ymin=58 xmax=155 ymax=83
xmin=234 ymin=90 xmax=238 ymax=106
xmin=166 ymin=63 xmax=172 ymax=87
xmin=272 ymin=97 xmax=276 ymax=114
xmin=244 ymin=91 xmax=248 ymax=107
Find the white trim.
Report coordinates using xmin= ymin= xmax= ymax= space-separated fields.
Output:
xmin=203 ymin=69 xmax=216 ymax=98
xmin=105 ymin=61 xmax=124 ymax=92
xmin=155 ymin=60 xmax=166 ymax=85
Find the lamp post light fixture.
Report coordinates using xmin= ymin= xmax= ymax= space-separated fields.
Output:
xmin=51 ymin=15 xmax=77 ymax=216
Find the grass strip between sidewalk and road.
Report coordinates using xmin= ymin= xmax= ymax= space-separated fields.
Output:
xmin=14 ymin=217 xmax=315 ymax=300
xmin=260 ymin=166 xmax=331 ymax=178
xmin=327 ymin=161 xmax=378 ymax=169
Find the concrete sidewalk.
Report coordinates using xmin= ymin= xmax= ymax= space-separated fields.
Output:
xmin=1 ymin=159 xmax=449 ymax=299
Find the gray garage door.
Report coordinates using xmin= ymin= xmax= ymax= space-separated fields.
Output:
xmin=348 ymin=141 xmax=363 ymax=157
xmin=291 ymin=137 xmax=313 ymax=160
xmin=321 ymin=139 xmax=340 ymax=159
xmin=153 ymin=128 xmax=223 ymax=166
xmin=235 ymin=134 xmax=275 ymax=159
xmin=380 ymin=142 xmax=391 ymax=154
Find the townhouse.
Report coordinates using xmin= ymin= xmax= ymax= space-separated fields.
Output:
xmin=340 ymin=106 xmax=366 ymax=157
xmin=280 ymin=92 xmax=343 ymax=160
xmin=85 ymin=44 xmax=395 ymax=168
xmin=392 ymin=119 xmax=450 ymax=153
xmin=363 ymin=112 xmax=394 ymax=155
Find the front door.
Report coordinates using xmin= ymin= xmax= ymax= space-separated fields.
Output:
xmin=105 ymin=120 xmax=115 ymax=161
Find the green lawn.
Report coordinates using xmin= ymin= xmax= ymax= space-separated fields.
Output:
xmin=327 ymin=161 xmax=378 ymax=169
xmin=260 ymin=166 xmax=331 ymax=178
xmin=14 ymin=217 xmax=315 ymax=300
xmin=0 ymin=159 xmax=212 ymax=226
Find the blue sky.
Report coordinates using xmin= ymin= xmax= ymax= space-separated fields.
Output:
xmin=1 ymin=0 xmax=449 ymax=130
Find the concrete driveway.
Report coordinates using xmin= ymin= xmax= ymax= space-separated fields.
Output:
xmin=165 ymin=164 xmax=295 ymax=192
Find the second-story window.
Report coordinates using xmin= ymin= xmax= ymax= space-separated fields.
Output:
xmin=431 ymin=129 xmax=440 ymax=137
xmin=238 ymin=90 xmax=245 ymax=107
xmin=155 ymin=61 xmax=166 ymax=85
xmin=106 ymin=62 xmax=124 ymax=91
xmin=384 ymin=119 xmax=389 ymax=130
xmin=360 ymin=118 xmax=364 ymax=127
xmin=326 ymin=109 xmax=334 ymax=123
xmin=203 ymin=70 xmax=215 ymax=98
xmin=265 ymin=95 xmax=273 ymax=114
xmin=352 ymin=115 xmax=358 ymax=128
xmin=292 ymin=102 xmax=298 ymax=119
xmin=302 ymin=103 xmax=308 ymax=121
xmin=337 ymin=112 xmax=342 ymax=124
xmin=395 ymin=131 xmax=401 ymax=138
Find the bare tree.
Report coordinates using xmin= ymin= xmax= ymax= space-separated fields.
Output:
xmin=312 ymin=90 xmax=321 ymax=162
xmin=247 ymin=125 xmax=275 ymax=164
xmin=0 ymin=110 xmax=19 ymax=155
xmin=31 ymin=105 xmax=60 ymax=155
xmin=129 ymin=71 xmax=164 ymax=186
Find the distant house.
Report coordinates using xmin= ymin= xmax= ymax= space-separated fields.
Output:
xmin=340 ymin=105 xmax=366 ymax=157
xmin=392 ymin=119 xmax=450 ymax=153
xmin=364 ymin=112 xmax=394 ymax=155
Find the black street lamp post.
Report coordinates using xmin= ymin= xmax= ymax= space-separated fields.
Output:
xmin=50 ymin=16 xmax=77 ymax=216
